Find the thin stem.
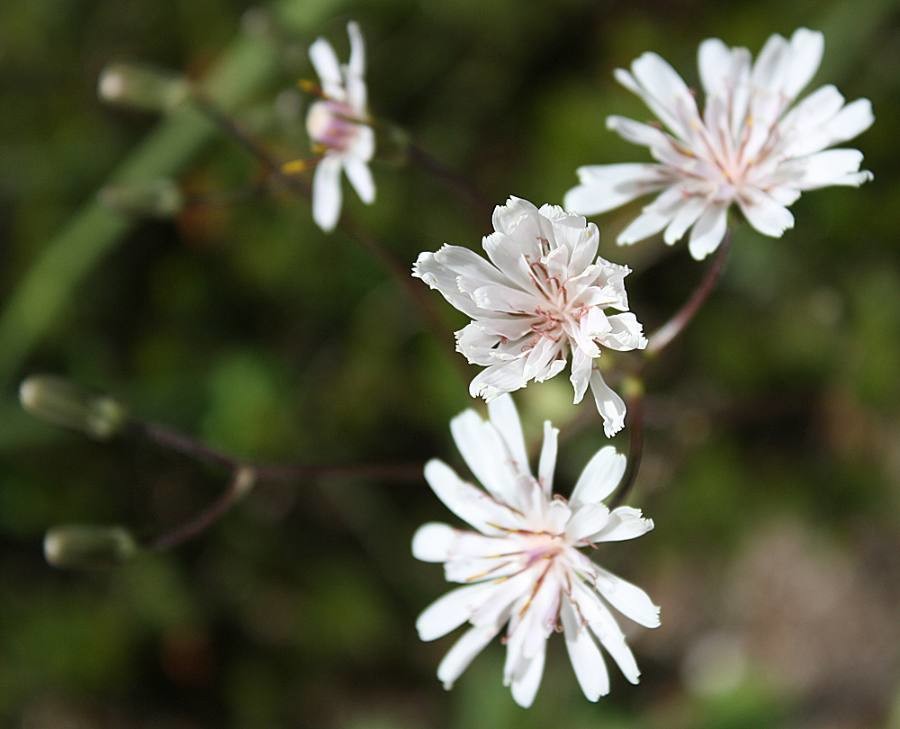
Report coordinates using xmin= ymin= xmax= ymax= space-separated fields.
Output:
xmin=191 ymin=92 xmax=284 ymax=174
xmin=406 ymin=142 xmax=493 ymax=220
xmin=610 ymin=384 xmax=644 ymax=508
xmin=149 ymin=467 xmax=256 ymax=551
xmin=645 ymin=228 xmax=733 ymax=356
xmin=130 ymin=418 xmax=423 ymax=485
xmin=132 ymin=416 xmax=422 ymax=551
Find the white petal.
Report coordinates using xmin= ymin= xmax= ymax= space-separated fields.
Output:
xmin=449 ymin=409 xmax=519 ymax=505
xmin=487 ymin=394 xmax=530 ymax=474
xmin=348 ymin=124 xmax=375 ymax=162
xmin=779 ymin=148 xmax=872 ymax=190
xmin=590 ymin=370 xmax=628 ymax=438
xmin=343 ymin=157 xmax=375 ymax=204
xmin=564 ymin=164 xmax=667 ymax=216
xmin=594 ymin=566 xmax=661 ymax=629
xmin=561 ymin=597 xmax=609 ymax=701
xmin=777 ymin=84 xmax=845 ymax=153
xmin=469 ymin=357 xmax=529 ymax=401
xmin=597 ymin=312 xmax=647 ymax=352
xmin=751 ymin=32 xmax=790 ymax=93
xmin=482 ymin=232 xmax=533 ymax=290
xmin=687 ymin=203 xmax=728 ymax=260
xmin=570 ymin=445 xmax=626 ymax=508
xmin=470 ymin=283 xmax=539 ymax=314
xmin=606 ymin=115 xmax=671 ymax=150
xmin=412 ymin=249 xmax=482 ymax=320
xmin=698 ymin=38 xmax=731 ymax=96
xmin=423 ymin=459 xmax=517 ymax=534
xmin=569 ymin=346 xmax=592 ymax=404
xmin=616 ymin=187 xmax=682 ymax=246
xmin=437 ymin=623 xmax=500 ymax=689
xmin=491 ymin=196 xmax=542 ymax=240
xmin=346 ymin=20 xmax=365 ymax=78
xmin=416 ymin=582 xmax=495 ymax=641
xmin=784 ymin=28 xmax=824 ymax=99
xmin=565 ymin=503 xmax=611 ymax=543
xmin=663 ymin=196 xmax=708 ymax=245
xmin=629 ymin=52 xmax=700 ymax=141
xmin=435 ymin=244 xmax=507 ymax=289
xmin=737 ymin=190 xmax=794 ymax=237
xmin=412 ymin=522 xmax=456 ymax=562
xmin=572 ymin=580 xmax=640 ymax=684
xmin=589 ymin=506 xmax=655 ymax=543
xmin=511 ymin=644 xmax=546 ymax=708
xmin=308 ymin=38 xmax=344 ymax=100
xmin=470 ymin=568 xmax=537 ymax=628
xmin=311 ymin=155 xmax=343 ymax=232
xmin=820 ymin=98 xmax=875 ymax=147
xmin=537 ymin=421 xmax=558 ymax=496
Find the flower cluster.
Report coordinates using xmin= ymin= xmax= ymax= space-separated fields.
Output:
xmin=413 ymin=395 xmax=659 ymax=707
xmin=414 ymin=197 xmax=646 ymax=437
xmin=306 ymin=21 xmax=376 ymax=232
xmin=564 ymin=28 xmax=874 ymax=259
xmin=291 ymin=22 xmax=875 ymax=710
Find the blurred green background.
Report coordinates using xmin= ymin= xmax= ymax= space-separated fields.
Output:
xmin=1 ymin=0 xmax=899 ymax=727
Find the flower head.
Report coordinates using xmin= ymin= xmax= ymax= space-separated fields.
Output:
xmin=306 ymin=21 xmax=375 ymax=232
xmin=564 ymin=28 xmax=874 ymax=260
xmin=413 ymin=197 xmax=646 ymax=437
xmin=413 ymin=394 xmax=659 ymax=708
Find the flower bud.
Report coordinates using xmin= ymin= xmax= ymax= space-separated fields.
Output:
xmin=44 ymin=525 xmax=138 ymax=569
xmin=97 ymin=63 xmax=190 ymax=112
xmin=99 ymin=179 xmax=183 ymax=218
xmin=19 ymin=375 xmax=128 ymax=441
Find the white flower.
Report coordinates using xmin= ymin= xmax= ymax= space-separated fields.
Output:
xmin=306 ymin=21 xmax=375 ymax=232
xmin=413 ymin=394 xmax=659 ymax=708
xmin=413 ymin=197 xmax=646 ymax=437
xmin=564 ymin=28 xmax=874 ymax=260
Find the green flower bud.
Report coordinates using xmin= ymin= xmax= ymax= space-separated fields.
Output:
xmin=19 ymin=376 xmax=128 ymax=440
xmin=99 ymin=179 xmax=183 ymax=218
xmin=97 ymin=63 xmax=190 ymax=112
xmin=44 ymin=525 xmax=138 ymax=569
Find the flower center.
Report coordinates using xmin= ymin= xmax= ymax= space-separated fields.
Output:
xmin=523 ymin=533 xmax=566 ymax=568
xmin=526 ymin=257 xmax=584 ymax=342
xmin=306 ymin=99 xmax=363 ymax=153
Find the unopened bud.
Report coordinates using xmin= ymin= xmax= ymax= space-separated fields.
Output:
xmin=98 ymin=63 xmax=190 ymax=112
xmin=99 ymin=179 xmax=183 ymax=218
xmin=44 ymin=525 xmax=138 ymax=569
xmin=19 ymin=375 xmax=128 ymax=440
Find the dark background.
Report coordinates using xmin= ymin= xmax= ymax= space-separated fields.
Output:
xmin=1 ymin=0 xmax=898 ymax=727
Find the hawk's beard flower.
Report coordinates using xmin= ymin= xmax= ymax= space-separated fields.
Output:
xmin=306 ymin=21 xmax=375 ymax=232
xmin=413 ymin=197 xmax=647 ymax=437
xmin=413 ymin=394 xmax=659 ymax=708
xmin=564 ymin=28 xmax=874 ymax=260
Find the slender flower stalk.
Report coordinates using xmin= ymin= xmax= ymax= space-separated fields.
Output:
xmin=646 ymin=227 xmax=733 ymax=355
xmin=565 ymin=28 xmax=874 ymax=259
xmin=414 ymin=197 xmax=647 ymax=437
xmin=413 ymin=394 xmax=659 ymax=707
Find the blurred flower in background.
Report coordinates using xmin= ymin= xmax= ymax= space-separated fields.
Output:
xmin=304 ymin=20 xmax=375 ymax=232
